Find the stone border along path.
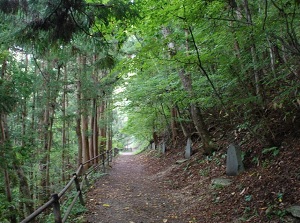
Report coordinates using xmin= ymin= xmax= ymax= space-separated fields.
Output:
xmin=84 ymin=153 xmax=187 ymax=223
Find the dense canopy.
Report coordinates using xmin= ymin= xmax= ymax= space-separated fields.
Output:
xmin=0 ymin=0 xmax=299 ymax=222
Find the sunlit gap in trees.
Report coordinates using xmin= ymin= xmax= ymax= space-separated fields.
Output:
xmin=113 ymin=71 xmax=146 ymax=154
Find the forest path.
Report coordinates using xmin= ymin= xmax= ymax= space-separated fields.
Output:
xmin=84 ymin=153 xmax=184 ymax=223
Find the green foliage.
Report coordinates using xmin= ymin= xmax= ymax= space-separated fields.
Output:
xmin=205 ymin=152 xmax=224 ymax=166
xmin=199 ymin=166 xmax=210 ymax=177
xmin=266 ymin=203 xmax=287 ymax=220
xmin=0 ymin=79 xmax=17 ymax=113
xmin=244 ymin=195 xmax=252 ymax=202
xmin=262 ymin=147 xmax=280 ymax=157
xmin=0 ymin=0 xmax=300 ymax=221
xmin=132 ymin=147 xmax=146 ymax=155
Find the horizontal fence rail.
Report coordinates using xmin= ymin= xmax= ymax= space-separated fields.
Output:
xmin=21 ymin=148 xmax=118 ymax=223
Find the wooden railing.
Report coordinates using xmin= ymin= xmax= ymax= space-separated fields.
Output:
xmin=21 ymin=148 xmax=118 ymax=223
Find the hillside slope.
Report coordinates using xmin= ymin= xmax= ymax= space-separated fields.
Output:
xmin=143 ymin=137 xmax=300 ymax=222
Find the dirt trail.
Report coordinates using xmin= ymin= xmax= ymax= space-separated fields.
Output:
xmin=84 ymin=154 xmax=185 ymax=223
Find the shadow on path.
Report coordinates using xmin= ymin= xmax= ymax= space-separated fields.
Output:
xmin=84 ymin=154 xmax=183 ymax=223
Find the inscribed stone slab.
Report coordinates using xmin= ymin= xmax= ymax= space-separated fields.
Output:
xmin=226 ymin=143 xmax=245 ymax=176
xmin=185 ymin=138 xmax=192 ymax=159
xmin=161 ymin=142 xmax=166 ymax=154
xmin=151 ymin=143 xmax=155 ymax=150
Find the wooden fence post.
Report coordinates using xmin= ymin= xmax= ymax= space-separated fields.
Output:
xmin=73 ymin=174 xmax=85 ymax=206
xmin=52 ymin=194 xmax=62 ymax=223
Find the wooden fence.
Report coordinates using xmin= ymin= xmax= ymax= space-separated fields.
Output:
xmin=21 ymin=148 xmax=117 ymax=223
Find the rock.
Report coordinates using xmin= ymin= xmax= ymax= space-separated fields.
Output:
xmin=211 ymin=178 xmax=232 ymax=187
xmin=226 ymin=143 xmax=245 ymax=176
xmin=175 ymin=159 xmax=188 ymax=164
xmin=151 ymin=143 xmax=155 ymax=150
xmin=161 ymin=142 xmax=166 ymax=154
xmin=287 ymin=206 xmax=300 ymax=218
xmin=184 ymin=138 xmax=192 ymax=159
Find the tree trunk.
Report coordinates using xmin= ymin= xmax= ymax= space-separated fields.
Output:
xmin=178 ymin=69 xmax=215 ymax=154
xmin=170 ymin=107 xmax=178 ymax=142
xmin=92 ymin=98 xmax=99 ymax=164
xmin=39 ymin=61 xmax=61 ymax=204
xmin=81 ymin=105 xmax=90 ymax=170
xmin=0 ymin=114 xmax=17 ymax=223
xmin=243 ymin=0 xmax=264 ymax=102
xmin=106 ymin=99 xmax=113 ymax=153
xmin=76 ymin=80 xmax=83 ymax=167
xmin=14 ymin=163 xmax=34 ymax=218
xmin=163 ymin=26 xmax=215 ymax=154
xmin=4 ymin=169 xmax=17 ymax=223
xmin=99 ymin=100 xmax=106 ymax=154
xmin=62 ymin=65 xmax=67 ymax=183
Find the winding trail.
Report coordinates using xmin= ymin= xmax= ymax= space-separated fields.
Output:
xmin=84 ymin=153 xmax=183 ymax=223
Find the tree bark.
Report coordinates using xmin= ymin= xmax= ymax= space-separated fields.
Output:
xmin=13 ymin=163 xmax=34 ymax=218
xmin=38 ymin=60 xmax=61 ymax=203
xmin=99 ymin=100 xmax=106 ymax=154
xmin=162 ymin=26 xmax=215 ymax=154
xmin=106 ymin=100 xmax=113 ymax=153
xmin=76 ymin=79 xmax=83 ymax=167
xmin=62 ymin=65 xmax=67 ymax=183
xmin=178 ymin=69 xmax=215 ymax=154
xmin=0 ymin=114 xmax=17 ymax=223
xmin=243 ymin=0 xmax=264 ymax=102
xmin=170 ymin=107 xmax=178 ymax=142
xmin=81 ymin=102 xmax=90 ymax=169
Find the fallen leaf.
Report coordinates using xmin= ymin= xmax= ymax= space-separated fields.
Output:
xmin=240 ymin=188 xmax=246 ymax=195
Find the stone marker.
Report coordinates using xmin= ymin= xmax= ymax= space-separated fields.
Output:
xmin=211 ymin=178 xmax=232 ymax=187
xmin=287 ymin=206 xmax=300 ymax=218
xmin=113 ymin=148 xmax=119 ymax=156
xmin=161 ymin=142 xmax=166 ymax=154
xmin=175 ymin=159 xmax=188 ymax=164
xmin=151 ymin=142 xmax=155 ymax=150
xmin=226 ymin=143 xmax=245 ymax=176
xmin=185 ymin=138 xmax=192 ymax=159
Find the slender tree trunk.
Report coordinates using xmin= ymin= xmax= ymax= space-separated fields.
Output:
xmin=91 ymin=98 xmax=98 ymax=164
xmin=106 ymin=99 xmax=113 ymax=153
xmin=81 ymin=105 xmax=90 ymax=169
xmin=175 ymin=106 xmax=190 ymax=138
xmin=80 ymin=55 xmax=91 ymax=169
xmin=13 ymin=163 xmax=34 ymax=218
xmin=178 ymin=69 xmax=215 ymax=154
xmin=1 ymin=114 xmax=17 ymax=223
xmin=243 ymin=0 xmax=264 ymax=101
xmin=15 ymin=99 xmax=34 ymax=218
xmin=170 ymin=107 xmax=178 ymax=142
xmin=76 ymin=80 xmax=83 ymax=167
xmin=4 ymin=169 xmax=17 ymax=223
xmin=15 ymin=53 xmax=34 ymax=219
xmin=30 ymin=77 xmax=37 ymax=208
xmin=62 ymin=66 xmax=67 ymax=183
xmin=162 ymin=26 xmax=215 ymax=154
xmin=187 ymin=27 xmax=225 ymax=108
xmin=99 ymin=100 xmax=106 ymax=154
xmin=39 ymin=61 xmax=61 ymax=203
